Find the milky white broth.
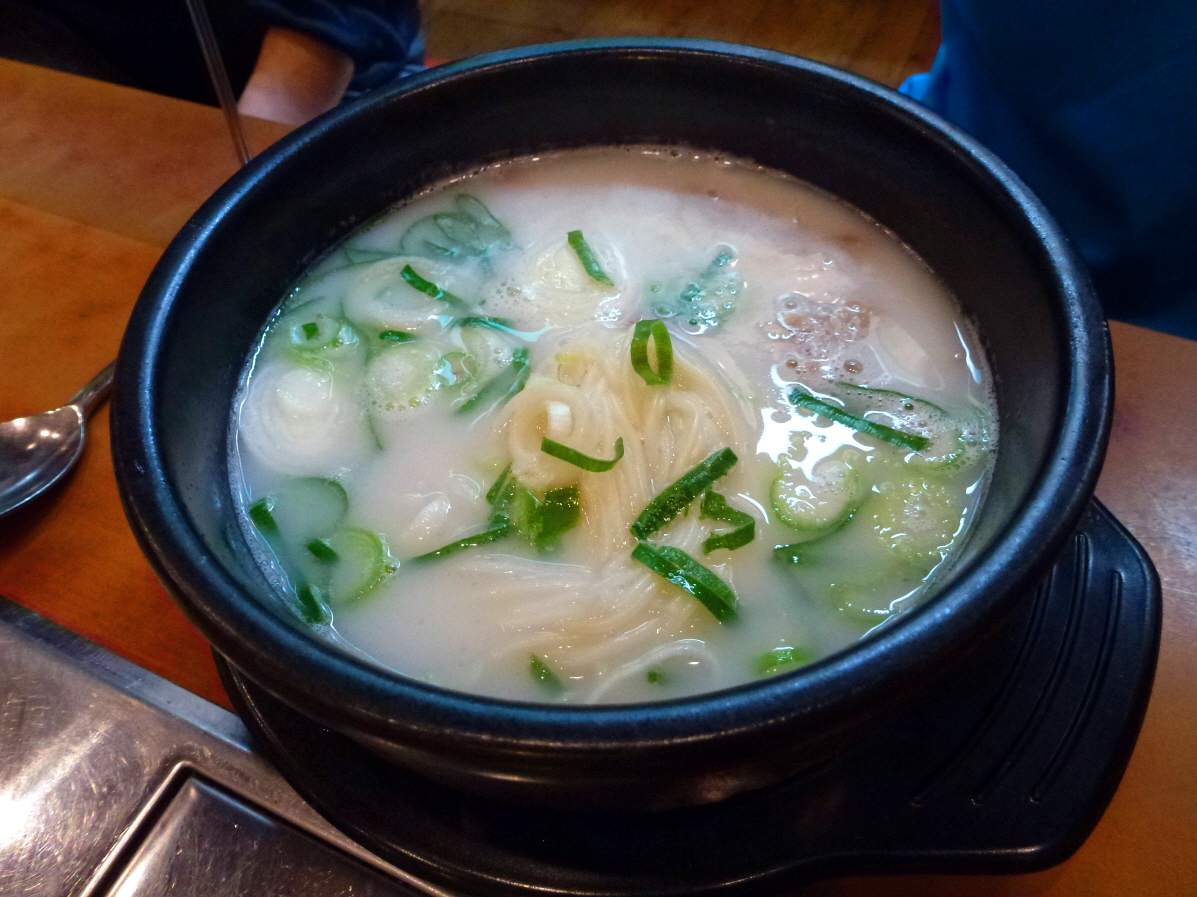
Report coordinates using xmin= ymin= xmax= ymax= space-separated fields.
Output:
xmin=233 ymin=147 xmax=996 ymax=704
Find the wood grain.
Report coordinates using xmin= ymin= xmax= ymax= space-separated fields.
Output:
xmin=0 ymin=59 xmax=290 ymax=249
xmin=421 ymin=0 xmax=940 ymax=88
xmin=0 ymin=196 xmax=231 ymax=708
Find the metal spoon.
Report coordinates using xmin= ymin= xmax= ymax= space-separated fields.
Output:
xmin=0 ymin=363 xmax=115 ymax=517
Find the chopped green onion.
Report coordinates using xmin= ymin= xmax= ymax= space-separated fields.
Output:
xmin=530 ymin=654 xmax=564 ymax=690
xmin=629 ymin=319 xmax=673 ymax=386
xmin=540 ymin=436 xmax=625 ymax=472
xmin=434 ymin=212 xmax=487 ymax=254
xmin=487 ymin=468 xmax=536 ymax=530
xmin=567 ymin=230 xmax=614 ymax=286
xmin=344 ymin=247 xmax=399 ymax=265
xmin=631 ymin=543 xmax=738 ymax=622
xmin=398 ymin=195 xmax=511 ymax=259
xmin=790 ymin=389 xmax=931 ymax=452
xmin=306 ymin=538 xmax=339 ymax=562
xmin=419 ymin=468 xmax=581 ymax=559
xmin=699 ymin=490 xmax=756 ymax=553
xmin=457 ymin=347 xmax=531 ymax=413
xmin=536 ymin=485 xmax=581 ymax=549
xmin=456 ymin=315 xmax=518 ymax=333
xmin=400 ymin=264 xmax=470 ymax=310
xmin=646 ymin=669 xmax=667 ymax=685
xmin=296 ymin=583 xmax=331 ymax=625
xmin=414 ymin=521 xmax=511 ymax=560
xmin=249 ymin=497 xmax=277 ymax=533
xmin=773 ymin=543 xmax=811 ymax=565
xmin=758 ymin=646 xmax=811 ymax=676
xmin=454 ymin=195 xmax=512 ymax=247
xmin=485 ymin=465 xmax=514 ymax=505
xmin=379 ymin=329 xmax=417 ymax=343
xmin=301 ymin=321 xmax=320 ymax=340
xmin=630 ymin=447 xmax=738 ymax=540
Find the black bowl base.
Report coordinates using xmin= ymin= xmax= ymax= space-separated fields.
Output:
xmin=217 ymin=499 xmax=1159 ymax=897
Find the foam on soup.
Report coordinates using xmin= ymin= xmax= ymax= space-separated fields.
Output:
xmin=233 ymin=147 xmax=996 ymax=704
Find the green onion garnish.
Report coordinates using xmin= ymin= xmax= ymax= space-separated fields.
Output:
xmin=400 ymin=264 xmax=470 ymax=310
xmin=772 ymin=543 xmax=811 ymax=565
xmin=631 ymin=543 xmax=738 ymax=622
xmin=414 ymin=521 xmax=512 ymax=560
xmin=699 ymin=490 xmax=755 ymax=553
xmin=540 ymin=436 xmax=625 ymax=472
xmin=646 ymin=669 xmax=667 ymax=684
xmin=630 ymin=447 xmax=738 ymax=540
xmin=566 ymin=230 xmax=614 ymax=286
xmin=457 ymin=347 xmax=531 ymax=414
xmin=758 ymin=645 xmax=811 ymax=676
xmin=789 ymin=389 xmax=931 ymax=452
xmin=296 ymin=583 xmax=331 ymax=625
xmin=379 ymin=329 xmax=417 ymax=343
xmin=485 ymin=465 xmax=514 ymax=504
xmin=249 ymin=497 xmax=277 ymax=533
xmin=530 ymin=654 xmax=564 ymax=690
xmin=345 ymin=247 xmax=399 ymax=264
xmin=536 ymin=485 xmax=581 ymax=549
xmin=301 ymin=321 xmax=320 ymax=340
xmin=629 ymin=318 xmax=673 ymax=386
xmin=420 ymin=468 xmax=581 ymax=560
xmin=306 ymin=538 xmax=339 ymax=562
xmin=487 ymin=467 xmax=536 ymax=532
xmin=456 ymin=315 xmax=518 ymax=333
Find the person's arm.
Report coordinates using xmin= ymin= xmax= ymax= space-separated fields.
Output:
xmin=238 ymin=26 xmax=353 ymax=125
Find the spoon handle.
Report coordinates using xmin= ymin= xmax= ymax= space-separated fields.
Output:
xmin=70 ymin=362 xmax=116 ymax=417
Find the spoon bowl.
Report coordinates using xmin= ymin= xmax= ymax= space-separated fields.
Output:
xmin=0 ymin=363 xmax=114 ymax=517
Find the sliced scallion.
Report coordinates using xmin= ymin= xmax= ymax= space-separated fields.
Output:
xmin=306 ymin=538 xmax=339 ymax=562
xmin=773 ymin=543 xmax=811 ymax=565
xmin=400 ymin=264 xmax=470 ymax=310
xmin=414 ymin=521 xmax=512 ymax=560
xmin=630 ymin=447 xmax=738 ymax=540
xmin=790 ymin=389 xmax=931 ymax=452
xmin=699 ymin=490 xmax=756 ymax=553
xmin=456 ymin=315 xmax=518 ymax=333
xmin=758 ymin=645 xmax=811 ymax=676
xmin=536 ymin=485 xmax=581 ymax=549
xmin=530 ymin=654 xmax=564 ymax=690
xmin=296 ymin=583 xmax=331 ymax=625
xmin=457 ymin=347 xmax=531 ymax=414
xmin=566 ymin=230 xmax=613 ymax=286
xmin=249 ymin=497 xmax=277 ymax=533
xmin=379 ymin=329 xmax=417 ymax=343
xmin=540 ymin=436 xmax=624 ymax=472
xmin=631 ymin=543 xmax=738 ymax=622
xmin=630 ymin=318 xmax=673 ymax=386
xmin=301 ymin=321 xmax=320 ymax=340
xmin=344 ymin=247 xmax=399 ymax=265
xmin=485 ymin=465 xmax=514 ymax=505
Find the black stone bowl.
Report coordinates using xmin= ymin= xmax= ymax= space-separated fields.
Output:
xmin=112 ymin=39 xmax=1111 ymax=812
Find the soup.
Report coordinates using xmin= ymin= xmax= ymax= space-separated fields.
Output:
xmin=233 ymin=147 xmax=995 ymax=704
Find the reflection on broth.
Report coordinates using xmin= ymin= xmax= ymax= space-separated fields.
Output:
xmin=233 ymin=147 xmax=996 ymax=704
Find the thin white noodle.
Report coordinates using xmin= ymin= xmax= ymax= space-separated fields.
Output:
xmin=462 ymin=332 xmax=755 ymax=701
xmin=584 ymin=640 xmax=721 ymax=704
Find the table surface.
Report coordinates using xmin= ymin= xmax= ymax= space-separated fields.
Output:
xmin=0 ymin=58 xmax=1194 ymax=897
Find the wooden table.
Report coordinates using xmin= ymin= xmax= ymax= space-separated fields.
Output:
xmin=1 ymin=59 xmax=1193 ymax=896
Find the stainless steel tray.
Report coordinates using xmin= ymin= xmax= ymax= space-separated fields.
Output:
xmin=0 ymin=595 xmax=445 ymax=897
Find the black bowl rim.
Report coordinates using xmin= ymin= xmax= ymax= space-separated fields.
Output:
xmin=115 ymin=37 xmax=1111 ymax=750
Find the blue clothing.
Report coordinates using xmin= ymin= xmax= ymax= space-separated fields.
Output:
xmin=901 ymin=2 xmax=1197 ymax=340
xmin=248 ymin=0 xmax=423 ymax=97
xmin=0 ymin=1 xmax=423 ymax=106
